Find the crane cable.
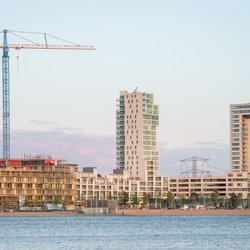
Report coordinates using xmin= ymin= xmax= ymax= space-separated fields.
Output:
xmin=7 ymin=30 xmax=81 ymax=46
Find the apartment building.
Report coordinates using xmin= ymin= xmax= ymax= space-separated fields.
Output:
xmin=116 ymin=90 xmax=159 ymax=180
xmin=169 ymin=171 xmax=248 ymax=198
xmin=230 ymin=103 xmax=250 ymax=192
xmin=76 ymin=168 xmax=248 ymax=203
xmin=76 ymin=167 xmax=169 ymax=202
xmin=0 ymin=158 xmax=77 ymax=209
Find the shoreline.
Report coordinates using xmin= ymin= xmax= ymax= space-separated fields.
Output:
xmin=117 ymin=208 xmax=250 ymax=216
xmin=0 ymin=209 xmax=250 ymax=217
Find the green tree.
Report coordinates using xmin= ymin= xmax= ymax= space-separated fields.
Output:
xmin=33 ymin=196 xmax=39 ymax=208
xmin=204 ymin=196 xmax=210 ymax=208
xmin=247 ymin=194 xmax=250 ymax=208
xmin=189 ymin=192 xmax=199 ymax=208
xmin=52 ymin=196 xmax=60 ymax=205
xmin=142 ymin=192 xmax=150 ymax=208
xmin=167 ymin=192 xmax=174 ymax=209
xmin=62 ymin=196 xmax=69 ymax=208
xmin=118 ymin=191 xmax=129 ymax=208
xmin=107 ymin=192 xmax=113 ymax=201
xmin=3 ymin=199 xmax=9 ymax=212
xmin=80 ymin=195 xmax=85 ymax=206
xmin=177 ymin=194 xmax=187 ymax=207
xmin=218 ymin=196 xmax=224 ymax=208
xmin=210 ymin=191 xmax=220 ymax=208
xmin=229 ymin=193 xmax=237 ymax=208
xmin=154 ymin=193 xmax=164 ymax=209
xmin=24 ymin=197 xmax=29 ymax=207
xmin=236 ymin=193 xmax=243 ymax=207
xmin=131 ymin=194 xmax=140 ymax=208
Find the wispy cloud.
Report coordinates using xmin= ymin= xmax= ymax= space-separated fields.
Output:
xmin=9 ymin=128 xmax=230 ymax=177
xmin=29 ymin=120 xmax=58 ymax=127
xmin=11 ymin=128 xmax=116 ymax=173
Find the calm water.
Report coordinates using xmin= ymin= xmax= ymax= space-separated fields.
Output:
xmin=0 ymin=215 xmax=249 ymax=250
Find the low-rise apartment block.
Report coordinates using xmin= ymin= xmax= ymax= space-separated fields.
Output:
xmin=0 ymin=157 xmax=77 ymax=209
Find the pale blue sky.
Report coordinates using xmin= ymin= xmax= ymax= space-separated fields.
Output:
xmin=1 ymin=1 xmax=250 ymax=175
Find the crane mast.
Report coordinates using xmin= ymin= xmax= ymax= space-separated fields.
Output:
xmin=2 ymin=30 xmax=10 ymax=160
xmin=1 ymin=29 xmax=95 ymax=160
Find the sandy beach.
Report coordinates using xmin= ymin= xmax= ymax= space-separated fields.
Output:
xmin=0 ymin=211 xmax=79 ymax=217
xmin=117 ymin=208 xmax=250 ymax=216
xmin=0 ymin=209 xmax=250 ymax=217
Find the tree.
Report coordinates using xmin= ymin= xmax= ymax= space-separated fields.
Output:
xmin=24 ymin=197 xmax=29 ymax=207
xmin=177 ymin=194 xmax=187 ymax=208
xmin=155 ymin=193 xmax=164 ymax=209
xmin=33 ymin=196 xmax=39 ymax=208
xmin=107 ymin=192 xmax=113 ymax=201
xmin=52 ymin=196 xmax=60 ymax=205
xmin=142 ymin=193 xmax=150 ymax=208
xmin=247 ymin=194 xmax=250 ymax=208
xmin=204 ymin=196 xmax=210 ymax=208
xmin=3 ymin=200 xmax=9 ymax=212
xmin=131 ymin=194 xmax=140 ymax=208
xmin=62 ymin=196 xmax=69 ymax=208
xmin=236 ymin=193 xmax=243 ymax=207
xmin=229 ymin=193 xmax=237 ymax=208
xmin=118 ymin=191 xmax=129 ymax=208
xmin=189 ymin=192 xmax=199 ymax=208
xmin=210 ymin=191 xmax=220 ymax=208
xmin=167 ymin=192 xmax=174 ymax=209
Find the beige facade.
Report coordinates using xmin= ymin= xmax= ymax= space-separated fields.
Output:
xmin=169 ymin=172 xmax=248 ymax=198
xmin=116 ymin=90 xmax=159 ymax=180
xmin=77 ymin=168 xmax=168 ymax=201
xmin=0 ymin=158 xmax=77 ymax=209
xmin=230 ymin=103 xmax=250 ymax=193
xmin=77 ymin=169 xmax=248 ymax=202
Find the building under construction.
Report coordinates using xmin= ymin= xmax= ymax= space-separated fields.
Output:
xmin=0 ymin=156 xmax=77 ymax=210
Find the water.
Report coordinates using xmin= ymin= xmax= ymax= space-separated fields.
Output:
xmin=0 ymin=215 xmax=249 ymax=250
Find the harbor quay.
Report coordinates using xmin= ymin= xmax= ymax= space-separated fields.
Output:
xmin=0 ymin=90 xmax=249 ymax=212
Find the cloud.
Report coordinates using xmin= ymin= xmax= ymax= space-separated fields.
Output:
xmin=9 ymin=129 xmax=230 ymax=177
xmin=29 ymin=120 xmax=58 ymax=127
xmin=11 ymin=128 xmax=116 ymax=173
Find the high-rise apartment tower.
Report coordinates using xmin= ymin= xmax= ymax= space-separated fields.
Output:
xmin=116 ymin=90 xmax=159 ymax=180
xmin=230 ymin=103 xmax=250 ymax=192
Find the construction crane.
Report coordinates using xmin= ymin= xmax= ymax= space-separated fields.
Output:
xmin=0 ymin=29 xmax=95 ymax=160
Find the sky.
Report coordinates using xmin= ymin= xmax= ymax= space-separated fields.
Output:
xmin=1 ymin=1 xmax=250 ymax=176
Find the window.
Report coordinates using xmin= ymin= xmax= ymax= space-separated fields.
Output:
xmin=232 ymin=129 xmax=239 ymax=132
xmin=232 ymin=157 xmax=240 ymax=160
xmin=232 ymin=147 xmax=240 ymax=151
xmin=232 ymin=138 xmax=239 ymax=141
xmin=232 ymin=152 xmax=239 ymax=155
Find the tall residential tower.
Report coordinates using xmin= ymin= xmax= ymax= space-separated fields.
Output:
xmin=230 ymin=103 xmax=250 ymax=193
xmin=116 ymin=90 xmax=159 ymax=180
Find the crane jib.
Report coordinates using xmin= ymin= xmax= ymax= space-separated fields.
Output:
xmin=1 ymin=30 xmax=95 ymax=159
xmin=0 ymin=44 xmax=96 ymax=50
